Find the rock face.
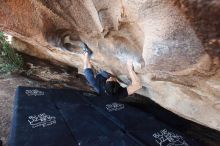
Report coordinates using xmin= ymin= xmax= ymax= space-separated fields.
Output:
xmin=0 ymin=0 xmax=220 ymax=131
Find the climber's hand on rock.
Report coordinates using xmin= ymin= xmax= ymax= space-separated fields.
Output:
xmin=127 ymin=59 xmax=134 ymax=71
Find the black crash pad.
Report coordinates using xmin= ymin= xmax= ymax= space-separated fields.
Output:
xmin=8 ymin=86 xmax=201 ymax=146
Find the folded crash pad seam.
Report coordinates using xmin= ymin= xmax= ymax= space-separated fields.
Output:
xmin=81 ymin=96 xmax=146 ymax=146
xmin=52 ymin=98 xmax=79 ymax=145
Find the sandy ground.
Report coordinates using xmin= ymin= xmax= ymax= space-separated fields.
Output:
xmin=0 ymin=75 xmax=58 ymax=146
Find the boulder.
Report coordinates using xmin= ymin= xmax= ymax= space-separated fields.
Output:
xmin=0 ymin=0 xmax=219 ymax=131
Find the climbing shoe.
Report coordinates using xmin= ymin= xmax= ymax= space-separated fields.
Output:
xmin=80 ymin=43 xmax=93 ymax=57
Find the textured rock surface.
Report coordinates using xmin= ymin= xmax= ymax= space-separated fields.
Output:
xmin=0 ymin=0 xmax=220 ymax=131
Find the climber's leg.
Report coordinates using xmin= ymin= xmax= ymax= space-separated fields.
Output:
xmin=83 ymin=52 xmax=92 ymax=69
xmin=83 ymin=52 xmax=99 ymax=93
xmin=84 ymin=68 xmax=99 ymax=93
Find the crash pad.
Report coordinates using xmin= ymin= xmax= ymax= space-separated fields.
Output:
xmin=8 ymin=86 xmax=200 ymax=146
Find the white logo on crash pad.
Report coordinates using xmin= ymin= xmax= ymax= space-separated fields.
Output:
xmin=28 ymin=113 xmax=56 ymax=128
xmin=106 ymin=102 xmax=125 ymax=112
xmin=153 ymin=129 xmax=188 ymax=146
xmin=25 ymin=89 xmax=44 ymax=96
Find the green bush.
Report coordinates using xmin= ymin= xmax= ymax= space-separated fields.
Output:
xmin=0 ymin=32 xmax=24 ymax=74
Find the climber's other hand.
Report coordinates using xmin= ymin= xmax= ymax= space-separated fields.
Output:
xmin=127 ymin=59 xmax=133 ymax=71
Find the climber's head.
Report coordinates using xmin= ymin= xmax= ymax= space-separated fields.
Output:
xmin=105 ymin=77 xmax=122 ymax=96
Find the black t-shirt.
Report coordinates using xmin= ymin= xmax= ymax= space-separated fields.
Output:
xmin=96 ymin=74 xmax=128 ymax=98
xmin=84 ymin=68 xmax=128 ymax=98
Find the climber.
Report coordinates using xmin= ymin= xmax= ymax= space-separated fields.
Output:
xmin=81 ymin=44 xmax=142 ymax=98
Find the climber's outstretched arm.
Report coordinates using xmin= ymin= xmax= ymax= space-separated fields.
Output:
xmin=83 ymin=52 xmax=99 ymax=93
xmin=126 ymin=60 xmax=142 ymax=95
